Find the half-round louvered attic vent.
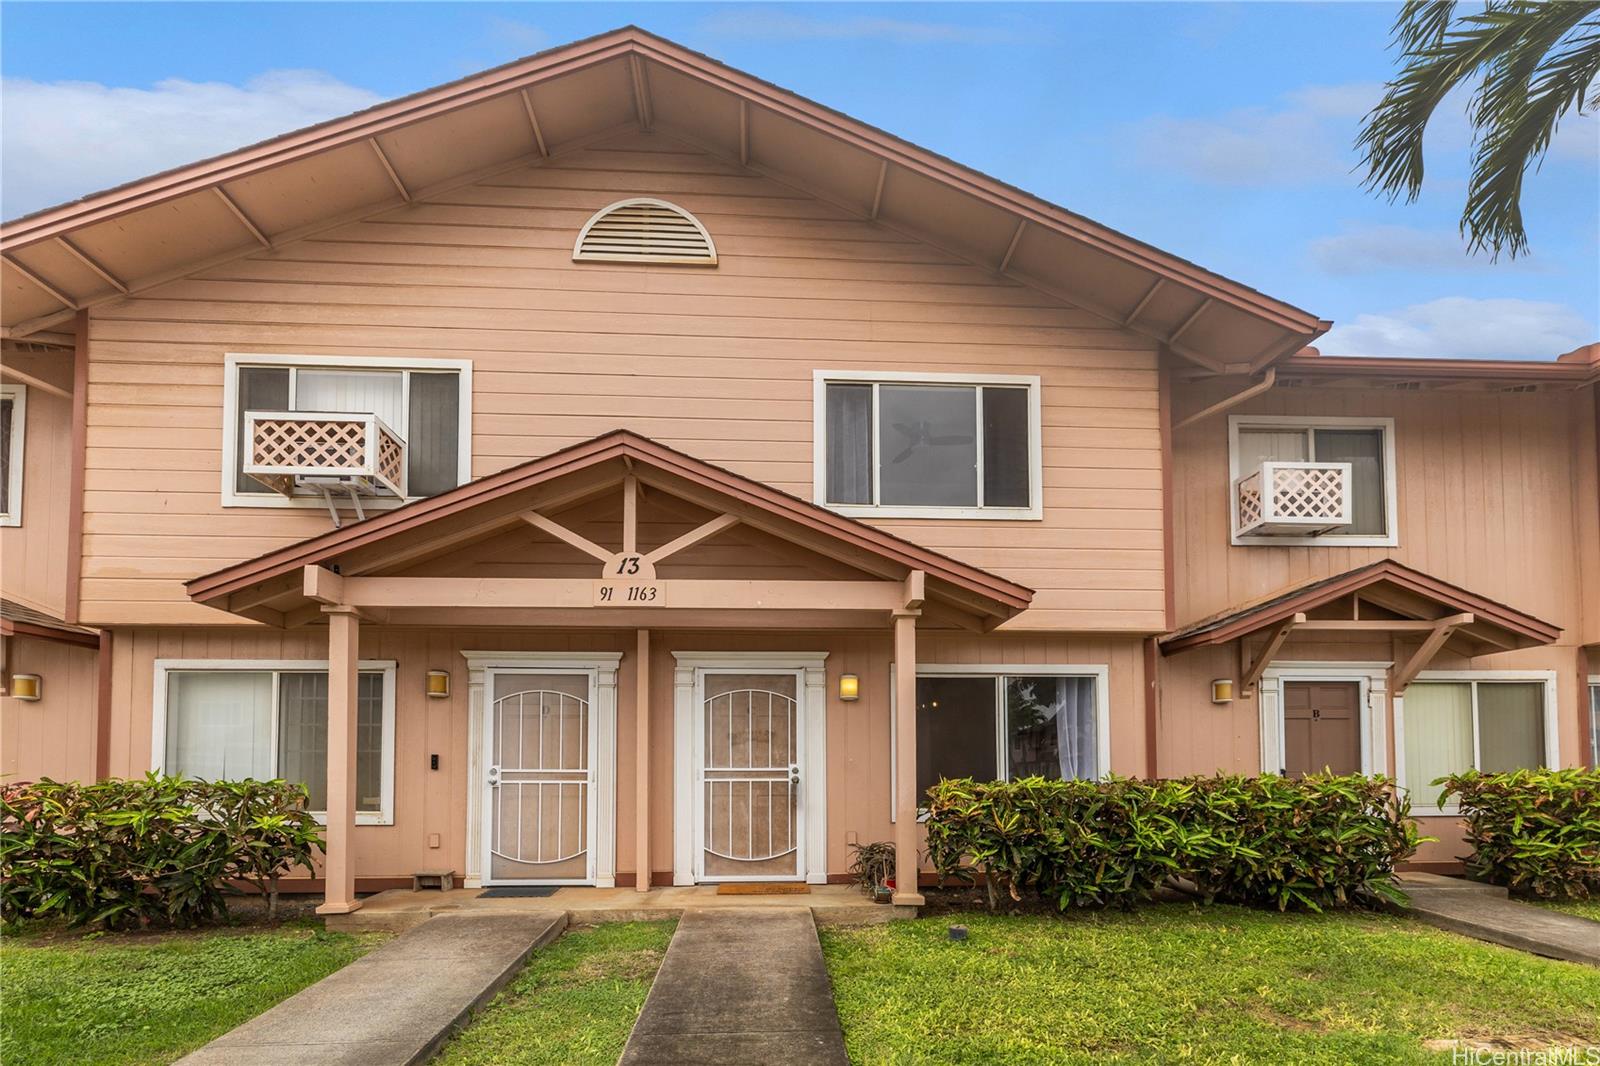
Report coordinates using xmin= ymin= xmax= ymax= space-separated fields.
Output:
xmin=572 ymin=198 xmax=718 ymax=265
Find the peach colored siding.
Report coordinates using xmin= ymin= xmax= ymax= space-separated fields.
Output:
xmin=109 ymin=624 xmax=1143 ymax=881
xmin=77 ymin=131 xmax=1164 ymax=632
xmin=1170 ymin=382 xmax=1598 ymax=638
xmin=1 ymin=635 xmax=98 ymax=782
xmin=1 ymin=350 xmax=74 ymax=619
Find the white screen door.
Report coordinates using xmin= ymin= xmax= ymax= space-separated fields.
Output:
xmin=484 ymin=671 xmax=595 ymax=884
xmin=695 ymin=670 xmax=803 ymax=881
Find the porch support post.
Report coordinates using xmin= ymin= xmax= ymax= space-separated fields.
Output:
xmin=316 ymin=606 xmax=361 ymax=915
xmin=892 ymin=610 xmax=924 ymax=906
xmin=634 ymin=629 xmax=651 ymax=892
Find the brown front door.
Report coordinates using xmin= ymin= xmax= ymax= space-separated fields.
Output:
xmin=1282 ymin=681 xmax=1361 ymax=776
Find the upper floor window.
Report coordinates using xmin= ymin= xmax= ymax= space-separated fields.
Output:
xmin=223 ymin=354 xmax=471 ymax=507
xmin=0 ymin=384 xmax=23 ymax=527
xmin=814 ymin=371 xmax=1042 ymax=519
xmin=1228 ymin=415 xmax=1396 ymax=546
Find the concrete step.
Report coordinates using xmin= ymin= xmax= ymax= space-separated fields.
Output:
xmin=1396 ymin=872 xmax=1508 ymax=898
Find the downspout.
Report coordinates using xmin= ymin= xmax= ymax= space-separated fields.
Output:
xmin=1171 ymin=367 xmax=1276 ymax=433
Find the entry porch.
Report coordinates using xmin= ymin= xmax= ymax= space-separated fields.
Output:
xmin=185 ymin=431 xmax=1033 ymax=915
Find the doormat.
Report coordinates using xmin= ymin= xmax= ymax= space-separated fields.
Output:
xmin=715 ymin=883 xmax=810 ymax=895
xmin=477 ymin=886 xmax=560 ymax=898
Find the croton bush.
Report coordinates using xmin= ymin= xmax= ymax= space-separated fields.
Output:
xmin=0 ymin=773 xmax=323 ymax=929
xmin=1436 ymin=767 xmax=1600 ymax=900
xmin=923 ymin=773 xmax=1422 ymax=912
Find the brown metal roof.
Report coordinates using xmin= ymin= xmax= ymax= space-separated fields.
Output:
xmin=1 ymin=27 xmax=1328 ymax=371
xmin=186 ymin=429 xmax=1034 ymax=619
xmin=1158 ymin=559 xmax=1562 ymax=653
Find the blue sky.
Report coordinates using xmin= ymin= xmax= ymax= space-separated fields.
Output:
xmin=3 ymin=2 xmax=1595 ymax=359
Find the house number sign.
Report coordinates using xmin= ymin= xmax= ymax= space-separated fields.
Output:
xmin=594 ymin=553 xmax=666 ymax=606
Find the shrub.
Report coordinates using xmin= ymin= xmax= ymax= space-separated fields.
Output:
xmin=924 ymin=773 xmax=1421 ymax=913
xmin=1436 ymin=768 xmax=1600 ymax=900
xmin=0 ymin=773 xmax=322 ymax=929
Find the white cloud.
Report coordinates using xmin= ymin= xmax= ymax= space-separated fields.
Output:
xmin=1126 ymin=82 xmax=1381 ymax=186
xmin=1 ymin=70 xmax=384 ymax=219
xmin=700 ymin=9 xmax=1029 ymax=45
xmin=1308 ymin=223 xmax=1552 ymax=275
xmin=1319 ymin=297 xmax=1592 ymax=360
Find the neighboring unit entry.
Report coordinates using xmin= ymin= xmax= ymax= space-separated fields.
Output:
xmin=572 ymin=198 xmax=718 ymax=265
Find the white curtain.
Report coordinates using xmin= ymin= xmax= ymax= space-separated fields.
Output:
xmin=1237 ymin=429 xmax=1308 ymax=472
xmin=1005 ymin=676 xmax=1097 ymax=780
xmin=166 ymin=672 xmax=274 ymax=781
xmin=296 ymin=369 xmax=404 ymax=431
xmin=1403 ymin=682 xmax=1473 ymax=804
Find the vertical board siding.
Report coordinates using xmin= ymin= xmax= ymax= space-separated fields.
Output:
xmin=79 ymin=131 xmax=1164 ymax=631
xmin=1170 ymin=383 xmax=1593 ymax=638
xmin=1 ymin=351 xmax=74 ymax=618
xmin=1 ymin=636 xmax=98 ymax=782
xmin=115 ymin=624 xmax=1142 ymax=880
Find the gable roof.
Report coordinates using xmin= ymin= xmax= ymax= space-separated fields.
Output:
xmin=185 ymin=429 xmax=1034 ymax=624
xmin=1 ymin=27 xmax=1327 ymax=371
xmin=1158 ymin=559 xmax=1562 ymax=654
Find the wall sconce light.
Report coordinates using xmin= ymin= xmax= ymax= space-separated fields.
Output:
xmin=1211 ymin=679 xmax=1234 ymax=705
xmin=838 ymin=674 xmax=860 ymax=702
xmin=425 ymin=670 xmax=451 ymax=699
xmin=11 ymin=674 xmax=42 ymax=702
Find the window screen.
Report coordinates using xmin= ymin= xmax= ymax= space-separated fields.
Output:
xmin=1475 ymin=682 xmax=1544 ymax=774
xmin=824 ymin=383 xmax=872 ymax=505
xmin=1314 ymin=428 xmax=1385 ymax=535
xmin=407 ymin=372 xmax=461 ymax=498
xmin=0 ymin=396 xmax=12 ymax=516
xmin=235 ymin=367 xmax=290 ymax=494
xmin=982 ymin=387 xmax=1030 ymax=508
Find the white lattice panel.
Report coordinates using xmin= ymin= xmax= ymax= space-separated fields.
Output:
xmin=1270 ymin=465 xmax=1346 ymax=520
xmin=242 ymin=411 xmax=407 ymax=499
xmin=1234 ymin=461 xmax=1352 ymax=538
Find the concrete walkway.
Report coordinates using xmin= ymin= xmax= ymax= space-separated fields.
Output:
xmin=619 ymin=908 xmax=849 ymax=1066
xmin=177 ymin=911 xmax=565 ymax=1065
xmin=1398 ymin=873 xmax=1600 ymax=967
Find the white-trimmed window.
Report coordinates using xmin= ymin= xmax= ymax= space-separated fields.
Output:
xmin=1228 ymin=415 xmax=1397 ymax=546
xmin=1589 ymin=677 xmax=1599 ymax=768
xmin=891 ymin=665 xmax=1109 ymax=817
xmin=0 ymin=383 xmax=25 ymax=527
xmin=152 ymin=661 xmax=397 ymax=825
xmin=814 ymin=371 xmax=1042 ymax=519
xmin=1397 ymin=672 xmax=1558 ymax=815
xmin=222 ymin=353 xmax=472 ymax=507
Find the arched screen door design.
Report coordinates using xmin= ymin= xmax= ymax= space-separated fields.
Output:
xmin=485 ymin=672 xmax=594 ymax=884
xmin=696 ymin=671 xmax=803 ymax=881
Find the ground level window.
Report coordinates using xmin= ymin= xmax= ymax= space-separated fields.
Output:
xmin=158 ymin=664 xmax=395 ymax=823
xmin=912 ymin=670 xmax=1103 ymax=799
xmin=1401 ymin=677 xmax=1554 ymax=813
xmin=1590 ymin=680 xmax=1599 ymax=768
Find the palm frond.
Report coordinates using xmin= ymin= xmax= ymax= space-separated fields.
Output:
xmin=1359 ymin=0 xmax=1600 ymax=259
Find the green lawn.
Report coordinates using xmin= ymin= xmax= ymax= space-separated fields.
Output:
xmin=821 ymin=904 xmax=1600 ymax=1065
xmin=1531 ymin=898 xmax=1600 ymax=922
xmin=0 ymin=920 xmax=382 ymax=1066
xmin=435 ymin=920 xmax=675 ymax=1066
